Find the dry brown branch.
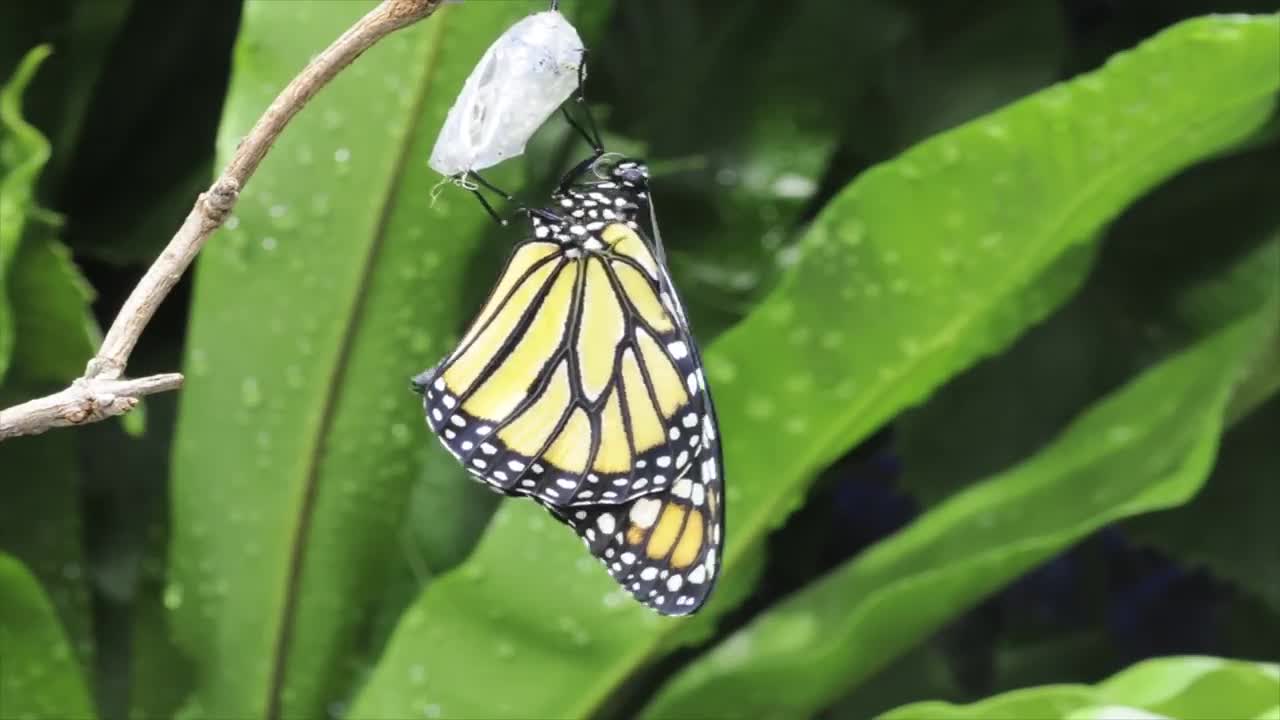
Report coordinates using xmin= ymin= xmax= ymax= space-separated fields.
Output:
xmin=0 ymin=0 xmax=446 ymax=441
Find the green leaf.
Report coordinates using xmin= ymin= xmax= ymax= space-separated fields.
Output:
xmin=349 ymin=14 xmax=1280 ymax=720
xmin=1127 ymin=396 xmax=1280 ymax=611
xmin=824 ymin=646 xmax=964 ymax=720
xmin=0 ymin=553 xmax=96 ymax=720
xmin=642 ymin=275 xmax=1274 ymax=718
xmin=169 ymin=2 xmax=548 ymax=718
xmin=895 ymin=149 xmax=1280 ymax=610
xmin=128 ymin=585 xmax=195 ymax=720
xmin=0 ymin=49 xmax=96 ymax=680
xmin=879 ymin=656 xmax=1280 ymax=720
xmin=0 ymin=0 xmax=135 ymax=191
xmin=7 ymin=226 xmax=99 ymax=386
xmin=0 ymin=45 xmax=52 ymax=382
xmin=898 ymin=144 xmax=1280 ymax=508
xmin=0 ymin=430 xmax=95 ymax=678
xmin=1 ymin=43 xmax=100 ymax=390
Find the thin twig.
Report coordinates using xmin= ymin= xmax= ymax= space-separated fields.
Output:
xmin=0 ymin=0 xmax=447 ymax=441
xmin=0 ymin=375 xmax=183 ymax=441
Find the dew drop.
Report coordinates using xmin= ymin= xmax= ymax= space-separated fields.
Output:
xmin=746 ymin=397 xmax=774 ymax=420
xmin=839 ymin=219 xmax=866 ymax=246
xmin=715 ymin=167 xmax=739 ymax=186
xmin=163 ymin=583 xmax=185 ymax=610
xmin=241 ymin=377 xmax=262 ymax=407
xmin=189 ymin=348 xmax=209 ymax=377
xmin=1107 ymin=425 xmax=1136 ymax=444
xmin=390 ymin=423 xmax=412 ymax=446
xmin=983 ymin=122 xmax=1010 ymax=140
xmin=771 ymin=173 xmax=815 ymax=199
xmin=776 ymin=245 xmax=802 ymax=268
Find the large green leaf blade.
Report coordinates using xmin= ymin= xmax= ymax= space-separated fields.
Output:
xmin=168 ymin=2 xmax=541 ymax=717
xmin=640 ymin=255 xmax=1276 ymax=717
xmin=0 ymin=553 xmax=96 ymax=720
xmin=350 ymin=14 xmax=1280 ymax=720
xmin=879 ymin=656 xmax=1280 ymax=720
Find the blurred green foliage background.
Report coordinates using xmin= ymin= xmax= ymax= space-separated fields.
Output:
xmin=1 ymin=1 xmax=1277 ymax=719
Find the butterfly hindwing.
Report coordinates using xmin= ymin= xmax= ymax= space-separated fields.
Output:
xmin=553 ymin=381 xmax=723 ymax=615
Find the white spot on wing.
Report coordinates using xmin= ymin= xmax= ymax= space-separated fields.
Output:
xmin=629 ymin=498 xmax=662 ymax=528
xmin=596 ymin=513 xmax=616 ymax=534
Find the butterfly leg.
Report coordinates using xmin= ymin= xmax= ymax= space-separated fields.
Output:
xmin=467 ymin=186 xmax=508 ymax=227
xmin=565 ymin=48 xmax=604 ymax=152
xmin=462 ymin=170 xmax=542 ymax=227
xmin=469 ymin=169 xmax=515 ymax=201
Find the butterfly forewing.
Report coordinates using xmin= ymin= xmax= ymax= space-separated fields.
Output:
xmin=421 ymin=225 xmax=704 ymax=507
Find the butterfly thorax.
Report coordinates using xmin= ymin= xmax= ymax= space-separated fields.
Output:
xmin=529 ymin=159 xmax=651 ymax=253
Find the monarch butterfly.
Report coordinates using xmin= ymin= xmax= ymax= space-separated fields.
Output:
xmin=413 ymin=154 xmax=723 ymax=615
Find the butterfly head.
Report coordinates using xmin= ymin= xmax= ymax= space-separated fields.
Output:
xmin=609 ymin=159 xmax=649 ymax=187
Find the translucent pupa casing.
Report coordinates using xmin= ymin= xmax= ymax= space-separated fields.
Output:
xmin=428 ymin=10 xmax=584 ymax=177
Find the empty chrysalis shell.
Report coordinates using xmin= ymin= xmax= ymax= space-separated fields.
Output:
xmin=429 ymin=10 xmax=584 ymax=177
